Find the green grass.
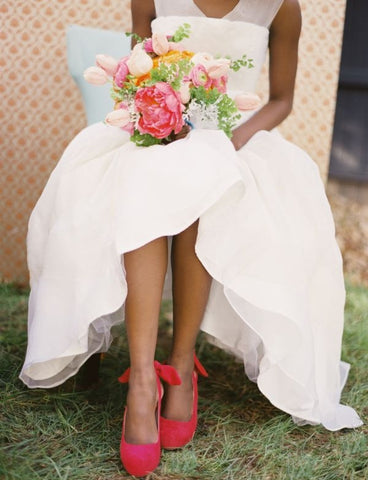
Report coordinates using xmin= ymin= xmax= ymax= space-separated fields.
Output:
xmin=0 ymin=281 xmax=367 ymax=480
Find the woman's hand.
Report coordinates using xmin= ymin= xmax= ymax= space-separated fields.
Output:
xmin=231 ymin=127 xmax=248 ymax=151
xmin=230 ymin=124 xmax=256 ymax=151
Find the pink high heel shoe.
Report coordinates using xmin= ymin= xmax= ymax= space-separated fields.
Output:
xmin=118 ymin=361 xmax=181 ymax=477
xmin=160 ymin=354 xmax=208 ymax=450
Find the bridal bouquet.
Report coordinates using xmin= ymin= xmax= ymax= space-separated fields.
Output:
xmin=84 ymin=24 xmax=261 ymax=147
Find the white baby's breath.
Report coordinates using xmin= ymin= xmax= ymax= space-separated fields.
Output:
xmin=185 ymin=99 xmax=220 ymax=129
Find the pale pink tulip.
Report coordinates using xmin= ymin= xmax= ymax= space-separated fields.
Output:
xmin=105 ymin=109 xmax=131 ymax=127
xmin=179 ymin=82 xmax=191 ymax=104
xmin=207 ymin=59 xmax=231 ymax=79
xmin=127 ymin=45 xmax=153 ymax=77
xmin=168 ymin=41 xmax=185 ymax=51
xmin=191 ymin=52 xmax=214 ymax=68
xmin=83 ymin=66 xmax=109 ymax=85
xmin=234 ymin=92 xmax=262 ymax=111
xmin=152 ymin=32 xmax=170 ymax=55
xmin=96 ymin=54 xmax=119 ymax=76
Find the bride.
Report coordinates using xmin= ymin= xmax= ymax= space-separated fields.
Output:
xmin=20 ymin=0 xmax=362 ymax=476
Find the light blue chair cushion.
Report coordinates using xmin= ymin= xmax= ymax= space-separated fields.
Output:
xmin=66 ymin=24 xmax=131 ymax=125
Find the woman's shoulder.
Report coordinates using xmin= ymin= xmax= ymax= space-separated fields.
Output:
xmin=272 ymin=0 xmax=302 ymax=26
xmin=270 ymin=0 xmax=302 ymax=38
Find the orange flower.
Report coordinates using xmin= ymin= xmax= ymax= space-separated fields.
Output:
xmin=154 ymin=50 xmax=194 ymax=65
xmin=135 ymin=50 xmax=194 ymax=86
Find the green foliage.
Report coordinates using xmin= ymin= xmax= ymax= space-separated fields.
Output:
xmin=0 ymin=281 xmax=368 ymax=479
xmin=130 ymin=130 xmax=163 ymax=147
xmin=190 ymin=85 xmax=221 ymax=104
xmin=189 ymin=86 xmax=241 ymax=138
xmin=124 ymin=31 xmax=143 ymax=44
xmin=171 ymin=23 xmax=191 ymax=43
xmin=146 ymin=58 xmax=193 ymax=90
xmin=216 ymin=95 xmax=242 ymax=138
xmin=230 ymin=54 xmax=254 ymax=71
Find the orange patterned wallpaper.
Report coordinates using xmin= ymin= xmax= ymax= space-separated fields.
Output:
xmin=0 ymin=0 xmax=346 ymax=284
xmin=277 ymin=0 xmax=346 ymax=181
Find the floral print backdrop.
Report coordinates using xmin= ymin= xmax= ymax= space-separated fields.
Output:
xmin=0 ymin=0 xmax=346 ymax=283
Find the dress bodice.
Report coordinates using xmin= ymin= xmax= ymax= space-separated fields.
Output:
xmin=152 ymin=1 xmax=284 ymax=94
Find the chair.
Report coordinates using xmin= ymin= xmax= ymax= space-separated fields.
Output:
xmin=66 ymin=24 xmax=131 ymax=124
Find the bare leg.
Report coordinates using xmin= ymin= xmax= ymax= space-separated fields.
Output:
xmin=162 ymin=220 xmax=212 ymax=421
xmin=124 ymin=236 xmax=168 ymax=444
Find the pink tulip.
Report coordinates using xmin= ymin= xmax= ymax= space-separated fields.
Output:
xmin=96 ymin=54 xmax=119 ymax=76
xmin=191 ymin=52 xmax=214 ymax=67
xmin=168 ymin=41 xmax=185 ymax=51
xmin=152 ymin=32 xmax=170 ymax=56
xmin=105 ymin=108 xmax=131 ymax=127
xmin=234 ymin=92 xmax=262 ymax=111
xmin=83 ymin=66 xmax=109 ymax=85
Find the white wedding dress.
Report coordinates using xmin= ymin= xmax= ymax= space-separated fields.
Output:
xmin=20 ymin=0 xmax=363 ymax=431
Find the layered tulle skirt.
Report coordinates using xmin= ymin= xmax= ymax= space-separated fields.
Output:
xmin=20 ymin=122 xmax=362 ymax=431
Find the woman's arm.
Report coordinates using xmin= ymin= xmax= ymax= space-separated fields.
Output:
xmin=131 ymin=0 xmax=156 ymax=45
xmin=231 ymin=0 xmax=302 ymax=150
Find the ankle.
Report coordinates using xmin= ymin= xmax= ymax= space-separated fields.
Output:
xmin=128 ymin=363 xmax=156 ymax=382
xmin=168 ymin=352 xmax=195 ymax=378
xmin=127 ymin=366 xmax=157 ymax=397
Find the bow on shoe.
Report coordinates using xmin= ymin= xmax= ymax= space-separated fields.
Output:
xmin=194 ymin=353 xmax=208 ymax=378
xmin=118 ymin=360 xmax=182 ymax=386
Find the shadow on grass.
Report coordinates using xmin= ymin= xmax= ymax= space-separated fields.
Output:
xmin=0 ymin=283 xmax=367 ymax=480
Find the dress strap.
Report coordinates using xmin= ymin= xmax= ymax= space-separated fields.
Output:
xmin=153 ymin=0 xmax=285 ymax=28
xmin=265 ymin=0 xmax=285 ymax=27
xmin=239 ymin=0 xmax=285 ymax=27
xmin=153 ymin=0 xmax=188 ymax=17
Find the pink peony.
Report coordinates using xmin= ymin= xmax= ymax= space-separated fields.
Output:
xmin=190 ymin=64 xmax=212 ymax=89
xmin=96 ymin=54 xmax=119 ymax=76
xmin=115 ymin=56 xmax=129 ymax=87
xmin=234 ymin=92 xmax=262 ymax=111
xmin=152 ymin=32 xmax=170 ymax=55
xmin=135 ymin=82 xmax=184 ymax=139
xmin=83 ymin=66 xmax=109 ymax=85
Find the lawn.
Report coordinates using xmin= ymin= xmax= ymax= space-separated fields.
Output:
xmin=0 ymin=281 xmax=367 ymax=480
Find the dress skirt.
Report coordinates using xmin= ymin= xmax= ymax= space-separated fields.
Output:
xmin=20 ymin=122 xmax=363 ymax=431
